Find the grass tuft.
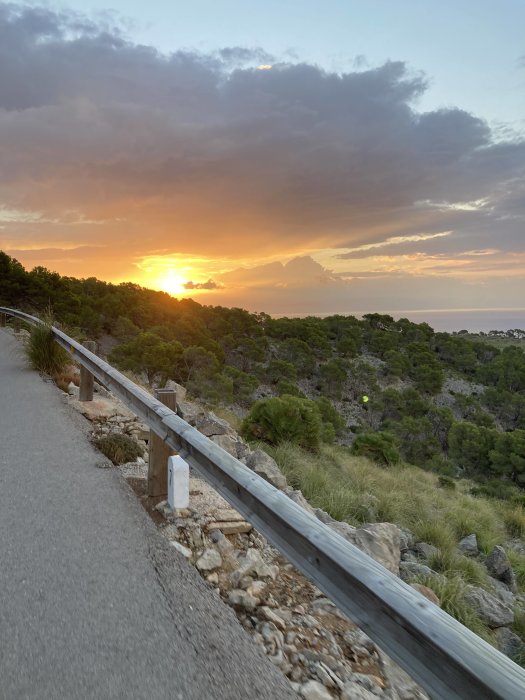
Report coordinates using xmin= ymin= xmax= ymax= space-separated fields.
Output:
xmin=24 ymin=320 xmax=69 ymax=376
xmin=94 ymin=433 xmax=144 ymax=465
xmin=504 ymin=506 xmax=525 ymax=539
xmin=415 ymin=575 xmax=493 ymax=643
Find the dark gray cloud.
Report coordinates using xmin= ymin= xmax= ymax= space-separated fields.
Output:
xmin=0 ymin=2 xmax=524 ymax=264
xmin=183 ymin=279 xmax=220 ymax=290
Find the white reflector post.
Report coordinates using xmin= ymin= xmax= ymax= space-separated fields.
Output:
xmin=168 ymin=455 xmax=189 ymax=509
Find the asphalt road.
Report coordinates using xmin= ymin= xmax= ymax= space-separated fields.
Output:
xmin=0 ymin=331 xmax=297 ymax=700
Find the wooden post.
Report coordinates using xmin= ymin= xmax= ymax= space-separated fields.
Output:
xmin=79 ymin=340 xmax=97 ymax=402
xmin=147 ymin=388 xmax=177 ymax=498
xmin=13 ymin=318 xmax=20 ymax=333
xmin=0 ymin=313 xmax=6 ymax=327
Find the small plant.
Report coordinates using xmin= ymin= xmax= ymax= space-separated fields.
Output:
xmin=438 ymin=475 xmax=456 ymax=490
xmin=504 ymin=506 xmax=525 ymax=538
xmin=95 ymin=433 xmax=144 ymax=465
xmin=426 ymin=549 xmax=489 ymax=587
xmin=507 ymin=551 xmax=525 ymax=589
xmin=415 ymin=575 xmax=493 ymax=643
xmin=413 ymin=520 xmax=456 ymax=553
xmin=24 ymin=318 xmax=69 ymax=375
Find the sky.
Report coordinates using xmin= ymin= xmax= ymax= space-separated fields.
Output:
xmin=1 ymin=1 xmax=524 ymax=320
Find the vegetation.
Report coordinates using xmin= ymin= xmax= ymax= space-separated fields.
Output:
xmin=242 ymin=395 xmax=324 ymax=452
xmin=24 ymin=317 xmax=70 ymax=376
xmin=94 ymin=433 xmax=144 ymax=465
xmin=4 ymin=251 xmax=525 ymax=654
xmin=414 ymin=576 xmax=492 ymax=642
xmin=2 ymin=250 xmax=525 ymax=491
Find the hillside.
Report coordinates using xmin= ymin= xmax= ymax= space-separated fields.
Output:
xmin=2 ymin=251 xmax=525 ymax=495
xmin=3 ymin=251 xmax=525 ymax=666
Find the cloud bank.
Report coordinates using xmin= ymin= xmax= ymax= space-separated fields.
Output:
xmin=0 ymin=3 xmax=523 ymax=312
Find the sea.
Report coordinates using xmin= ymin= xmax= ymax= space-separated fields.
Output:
xmin=273 ymin=308 xmax=525 ymax=333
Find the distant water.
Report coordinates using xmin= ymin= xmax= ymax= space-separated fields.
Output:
xmin=381 ymin=309 xmax=525 ymax=333
xmin=273 ymin=308 xmax=525 ymax=333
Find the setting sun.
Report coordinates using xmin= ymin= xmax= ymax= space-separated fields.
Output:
xmin=156 ymin=272 xmax=187 ymax=296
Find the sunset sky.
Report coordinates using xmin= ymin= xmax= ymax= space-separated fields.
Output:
xmin=1 ymin=1 xmax=524 ymax=318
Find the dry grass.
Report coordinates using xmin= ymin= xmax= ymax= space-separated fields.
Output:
xmin=53 ymin=366 xmax=80 ymax=392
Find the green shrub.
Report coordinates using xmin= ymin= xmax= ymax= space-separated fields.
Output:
xmin=276 ymin=379 xmax=306 ymax=398
xmin=95 ymin=433 xmax=144 ymax=465
xmin=438 ymin=475 xmax=456 ymax=490
xmin=424 ymin=455 xmax=455 ymax=476
xmin=351 ymin=431 xmax=400 ymax=466
xmin=25 ymin=321 xmax=70 ymax=375
xmin=241 ymin=395 xmax=323 ymax=452
xmin=471 ymin=479 xmax=521 ymax=502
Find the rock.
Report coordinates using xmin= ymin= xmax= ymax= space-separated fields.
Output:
xmin=494 ymin=627 xmax=525 ymax=658
xmin=206 ymin=520 xmax=252 ymax=535
xmin=339 ymin=523 xmax=401 ymax=575
xmin=244 ymin=450 xmax=288 ymax=490
xmin=195 ymin=548 xmax=222 ymax=572
xmin=464 ymin=586 xmax=514 ymax=628
xmin=210 ymin=434 xmax=242 ymax=458
xmin=247 ymin=580 xmax=267 ymax=598
xmin=311 ymin=598 xmax=337 ymax=615
xmin=231 ymin=548 xmax=277 ymax=584
xmin=507 ymin=539 xmax=525 ymax=556
xmin=299 ymin=680 xmax=334 ymax=700
xmin=260 ymin=606 xmax=287 ymax=630
xmin=206 ymin=572 xmax=219 ymax=585
xmin=401 ymin=551 xmax=418 ymax=562
xmin=313 ymin=508 xmax=335 ymax=524
xmin=284 ymin=488 xmax=316 ymax=515
xmin=412 ymin=542 xmax=439 ymax=559
xmin=341 ymin=682 xmax=378 ymax=700
xmin=211 ymin=507 xmax=244 ymax=522
xmin=93 ymin=383 xmax=112 ymax=399
xmin=458 ymin=534 xmax=478 ymax=556
xmin=196 ymin=411 xmax=231 ymax=437
xmin=67 ymin=381 xmax=79 ymax=396
xmin=327 ymin=521 xmax=357 ymax=540
xmin=312 ymin=661 xmax=344 ymax=689
xmin=485 ymin=546 xmax=517 ymax=592
xmin=228 ymin=589 xmax=258 ymax=611
xmin=177 ymin=400 xmax=204 ymax=426
xmin=489 ymin=577 xmax=515 ymax=608
xmin=409 ymin=584 xmax=440 ymax=606
xmin=70 ymin=397 xmax=134 ymax=421
xmin=164 ymin=380 xmax=187 ymax=402
xmin=399 ymin=528 xmax=415 ymax=552
xmin=399 ymin=561 xmax=444 ymax=583
xmin=169 ymin=541 xmax=192 ymax=559
xmin=378 ymin=651 xmax=428 ymax=700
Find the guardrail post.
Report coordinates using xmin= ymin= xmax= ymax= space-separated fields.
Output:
xmin=0 ymin=313 xmax=6 ymax=327
xmin=148 ymin=388 xmax=176 ymax=498
xmin=13 ymin=318 xmax=21 ymax=333
xmin=79 ymin=340 xmax=97 ymax=401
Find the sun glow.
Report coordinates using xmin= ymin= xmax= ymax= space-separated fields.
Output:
xmin=156 ymin=272 xmax=188 ymax=296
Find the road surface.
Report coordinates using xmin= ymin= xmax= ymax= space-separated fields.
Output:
xmin=0 ymin=330 xmax=296 ymax=700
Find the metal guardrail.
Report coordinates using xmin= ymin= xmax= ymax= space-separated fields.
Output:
xmin=2 ymin=306 xmax=525 ymax=699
